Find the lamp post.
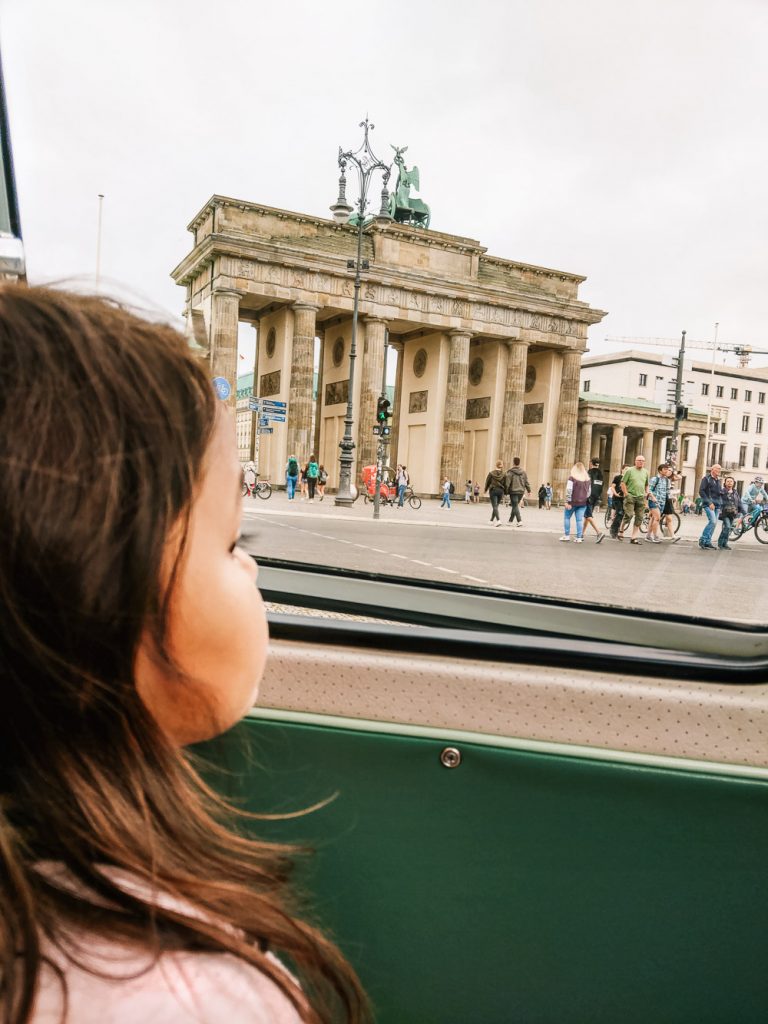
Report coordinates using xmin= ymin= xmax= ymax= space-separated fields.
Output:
xmin=667 ymin=329 xmax=687 ymax=470
xmin=330 ymin=118 xmax=392 ymax=506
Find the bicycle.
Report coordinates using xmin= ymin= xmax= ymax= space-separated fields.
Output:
xmin=730 ymin=503 xmax=768 ymax=543
xmin=363 ymin=484 xmax=422 ymax=510
xmin=604 ymin=504 xmax=681 ymax=535
xmin=242 ymin=472 xmax=272 ymax=500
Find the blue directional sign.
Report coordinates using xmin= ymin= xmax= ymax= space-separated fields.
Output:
xmin=263 ymin=414 xmax=286 ymax=423
xmin=212 ymin=376 xmax=231 ymax=401
xmin=248 ymin=397 xmax=260 ymax=411
xmin=260 ymin=399 xmax=286 ymax=409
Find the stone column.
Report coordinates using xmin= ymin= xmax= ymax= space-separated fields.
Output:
xmin=209 ymin=288 xmax=243 ymax=413
xmin=440 ymin=330 xmax=472 ymax=486
xmin=609 ymin=424 xmax=624 ymax=480
xmin=598 ymin=432 xmax=608 ymax=464
xmin=642 ymin=428 xmax=655 ymax=463
xmin=694 ymin=433 xmax=707 ymax=488
xmin=578 ymin=422 xmax=593 ymax=466
xmin=357 ymin=317 xmax=388 ymax=470
xmin=287 ymin=303 xmax=318 ymax=460
xmin=499 ymin=339 xmax=529 ymax=462
xmin=313 ymin=327 xmax=325 ymax=463
xmin=551 ymin=349 xmax=582 ymax=500
xmin=651 ymin=432 xmax=661 ymax=470
xmin=389 ymin=340 xmax=404 ymax=467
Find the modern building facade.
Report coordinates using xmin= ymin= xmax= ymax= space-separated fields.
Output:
xmin=581 ymin=350 xmax=768 ymax=494
xmin=172 ymin=197 xmax=606 ymax=497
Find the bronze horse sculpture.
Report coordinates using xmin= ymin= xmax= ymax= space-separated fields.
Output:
xmin=388 ymin=145 xmax=431 ymax=229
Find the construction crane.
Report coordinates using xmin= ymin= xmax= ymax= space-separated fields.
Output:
xmin=603 ymin=336 xmax=768 ymax=368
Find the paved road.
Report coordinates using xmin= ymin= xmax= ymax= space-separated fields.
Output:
xmin=241 ymin=493 xmax=768 ymax=626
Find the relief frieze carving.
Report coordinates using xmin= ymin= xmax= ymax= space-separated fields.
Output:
xmin=466 ymin=396 xmax=491 ymax=420
xmin=260 ymin=370 xmax=281 ymax=397
xmin=325 ymin=379 xmax=349 ymax=406
xmin=523 ymin=402 xmax=544 ymax=424
xmin=409 ymin=390 xmax=428 ymax=413
xmin=227 ymin=260 xmax=588 ymax=338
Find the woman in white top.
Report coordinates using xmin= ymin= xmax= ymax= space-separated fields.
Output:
xmin=0 ymin=287 xmax=368 ymax=1024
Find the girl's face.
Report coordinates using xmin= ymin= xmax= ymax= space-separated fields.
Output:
xmin=135 ymin=414 xmax=267 ymax=745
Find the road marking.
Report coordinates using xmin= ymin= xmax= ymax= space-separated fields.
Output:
xmin=390 ymin=553 xmax=409 ymax=560
xmin=411 ymin=559 xmax=431 ymax=565
xmin=463 ymin=575 xmax=488 ymax=583
xmin=370 ymin=548 xmax=388 ymax=554
xmin=435 ymin=566 xmax=459 ymax=574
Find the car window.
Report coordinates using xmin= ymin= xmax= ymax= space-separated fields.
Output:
xmin=3 ymin=0 xmax=767 ymax=634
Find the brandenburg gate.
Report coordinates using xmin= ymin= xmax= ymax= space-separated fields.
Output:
xmin=172 ymin=196 xmax=606 ymax=497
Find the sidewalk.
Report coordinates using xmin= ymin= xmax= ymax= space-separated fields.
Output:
xmin=244 ymin=491 xmax=720 ymax=541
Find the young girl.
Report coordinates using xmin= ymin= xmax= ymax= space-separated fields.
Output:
xmin=560 ymin=462 xmax=591 ymax=543
xmin=0 ymin=287 xmax=367 ymax=1024
xmin=317 ymin=464 xmax=328 ymax=500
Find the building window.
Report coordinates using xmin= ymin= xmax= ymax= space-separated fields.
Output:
xmin=638 ymin=373 xmax=647 ymax=387
xmin=757 ymin=417 xmax=764 ymax=434
xmin=753 ymin=447 xmax=761 ymax=469
xmin=730 ymin=388 xmax=738 ymax=400
xmin=716 ymin=385 xmax=724 ymax=398
xmin=745 ymin=389 xmax=752 ymax=402
xmin=739 ymin=445 xmax=747 ymax=468
xmin=583 ymin=379 xmax=590 ymax=392
xmin=682 ymin=437 xmax=690 ymax=461
xmin=742 ymin=414 xmax=750 ymax=431
xmin=701 ymin=382 xmax=709 ymax=396
xmin=759 ymin=392 xmax=766 ymax=404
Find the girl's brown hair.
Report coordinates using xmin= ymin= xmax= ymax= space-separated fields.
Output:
xmin=0 ymin=287 xmax=368 ymax=1023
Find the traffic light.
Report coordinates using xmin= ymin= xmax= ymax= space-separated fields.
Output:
xmin=675 ymin=404 xmax=689 ymax=420
xmin=376 ymin=396 xmax=391 ymax=424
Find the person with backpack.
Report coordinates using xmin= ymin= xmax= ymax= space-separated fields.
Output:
xmin=317 ymin=464 xmax=328 ymax=500
xmin=285 ymin=454 xmax=300 ymax=500
xmin=504 ymin=457 xmax=531 ymax=526
xmin=440 ymin=478 xmax=452 ymax=509
xmin=646 ymin=464 xmax=679 ymax=544
xmin=718 ymin=476 xmax=746 ymax=550
xmin=306 ymin=455 xmax=320 ymax=501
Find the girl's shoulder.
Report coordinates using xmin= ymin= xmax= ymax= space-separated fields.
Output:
xmin=34 ymin=944 xmax=303 ymax=1024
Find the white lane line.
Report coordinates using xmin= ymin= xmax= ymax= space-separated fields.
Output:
xmin=463 ymin=575 xmax=489 ymax=583
xmin=352 ymin=543 xmax=369 ymax=549
xmin=370 ymin=548 xmax=388 ymax=554
xmin=390 ymin=553 xmax=409 ymax=560
xmin=411 ymin=559 xmax=431 ymax=565
xmin=435 ymin=566 xmax=459 ymax=574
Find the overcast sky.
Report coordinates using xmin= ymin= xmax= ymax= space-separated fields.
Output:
xmin=2 ymin=0 xmax=767 ymax=367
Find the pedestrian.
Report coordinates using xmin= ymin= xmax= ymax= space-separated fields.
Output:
xmin=544 ymin=482 xmax=552 ymax=510
xmin=396 ymin=464 xmax=410 ymax=507
xmin=317 ymin=463 xmax=328 ymax=500
xmin=587 ymin=458 xmax=604 ymax=509
xmin=559 ymin=462 xmax=591 ymax=542
xmin=484 ymin=460 xmax=507 ymax=525
xmin=299 ymin=461 xmax=309 ymax=500
xmin=619 ymin=453 xmax=650 ymax=545
xmin=473 ymin=481 xmax=480 ymax=503
xmin=0 ymin=286 xmax=367 ymax=1024
xmin=698 ymin=464 xmax=723 ymax=550
xmin=505 ymin=457 xmax=532 ymax=526
xmin=646 ymin=464 xmax=679 ymax=544
xmin=695 ymin=495 xmax=703 ymax=516
xmin=464 ymin=478 xmax=473 ymax=503
xmin=285 ymin=453 xmax=300 ymax=500
xmin=608 ymin=466 xmax=628 ymax=539
xmin=440 ymin=478 xmax=452 ymax=508
xmin=661 ymin=469 xmax=681 ymax=540
xmin=582 ymin=497 xmax=606 ymax=542
xmin=306 ymin=454 xmax=319 ymax=501
xmin=718 ymin=476 xmax=745 ymax=550
xmin=537 ymin=483 xmax=547 ymax=508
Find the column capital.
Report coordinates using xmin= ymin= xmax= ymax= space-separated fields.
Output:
xmin=388 ymin=338 xmax=404 ymax=352
xmin=292 ymin=302 xmax=320 ymax=313
xmin=212 ymin=287 xmax=245 ymax=300
xmin=363 ymin=315 xmax=388 ymax=325
xmin=448 ymin=328 xmax=472 ymax=339
xmin=504 ymin=337 xmax=529 ymax=349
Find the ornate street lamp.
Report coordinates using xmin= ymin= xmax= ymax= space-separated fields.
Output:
xmin=330 ymin=118 xmax=392 ymax=506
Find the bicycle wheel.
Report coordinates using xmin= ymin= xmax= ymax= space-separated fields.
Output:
xmin=255 ymin=481 xmax=272 ymax=500
xmin=666 ymin=510 xmax=681 ymax=535
xmin=730 ymin=518 xmax=746 ymax=541
xmin=241 ymin=481 xmax=249 ymax=497
xmin=604 ymin=508 xmax=615 ymax=530
xmin=639 ymin=511 xmax=650 ymax=535
xmin=363 ymin=493 xmax=370 ymax=504
xmin=408 ymin=494 xmax=422 ymax=510
xmin=754 ymin=513 xmax=768 ymax=544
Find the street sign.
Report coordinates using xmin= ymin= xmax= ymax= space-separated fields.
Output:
xmin=372 ymin=426 xmax=381 ymax=435
xmin=212 ymin=376 xmax=231 ymax=401
xmin=248 ymin=397 xmax=260 ymax=411
xmin=260 ymin=399 xmax=286 ymax=409
xmin=263 ymin=414 xmax=286 ymax=423
xmin=257 ymin=428 xmax=274 ymax=435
